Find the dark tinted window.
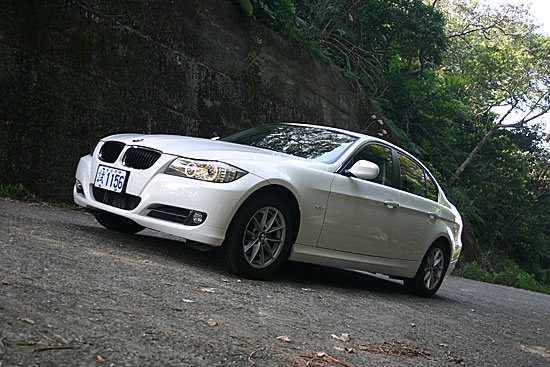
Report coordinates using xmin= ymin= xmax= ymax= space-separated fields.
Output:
xmin=398 ymin=153 xmax=426 ymax=197
xmin=426 ymin=175 xmax=439 ymax=202
xmin=221 ymin=124 xmax=358 ymax=163
xmin=346 ymin=144 xmax=393 ymax=186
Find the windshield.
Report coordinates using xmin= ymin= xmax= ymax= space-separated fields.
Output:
xmin=221 ymin=124 xmax=358 ymax=163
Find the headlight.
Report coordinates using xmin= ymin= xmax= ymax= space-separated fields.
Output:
xmin=166 ymin=158 xmax=247 ymax=183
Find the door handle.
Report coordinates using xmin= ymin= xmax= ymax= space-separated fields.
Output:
xmin=384 ymin=201 xmax=400 ymax=209
xmin=428 ymin=212 xmax=439 ymax=220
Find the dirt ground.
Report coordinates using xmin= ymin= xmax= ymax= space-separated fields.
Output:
xmin=1 ymin=199 xmax=549 ymax=366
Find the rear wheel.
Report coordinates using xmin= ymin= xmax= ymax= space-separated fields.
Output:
xmin=93 ymin=211 xmax=144 ymax=234
xmin=404 ymin=242 xmax=449 ymax=297
xmin=219 ymin=196 xmax=293 ymax=279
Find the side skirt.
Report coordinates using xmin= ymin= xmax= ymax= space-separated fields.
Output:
xmin=289 ymin=244 xmax=419 ymax=279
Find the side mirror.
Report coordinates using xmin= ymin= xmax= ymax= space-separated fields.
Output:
xmin=346 ymin=160 xmax=379 ymax=180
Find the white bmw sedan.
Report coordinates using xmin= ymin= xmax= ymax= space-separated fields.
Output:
xmin=74 ymin=123 xmax=462 ymax=297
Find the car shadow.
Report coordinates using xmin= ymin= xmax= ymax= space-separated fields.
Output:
xmin=72 ymin=224 xmax=223 ymax=269
xmin=73 ymin=223 xmax=439 ymax=298
xmin=276 ymin=261 xmax=409 ymax=295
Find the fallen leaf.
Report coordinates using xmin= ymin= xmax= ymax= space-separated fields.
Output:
xmin=276 ymin=335 xmax=291 ymax=342
xmin=199 ymin=287 xmax=215 ymax=293
xmin=248 ymin=350 xmax=257 ymax=365
xmin=17 ymin=317 xmax=35 ymax=325
xmin=163 ymin=330 xmax=169 ymax=337
xmin=96 ymin=354 xmax=105 ymax=363
xmin=206 ymin=319 xmax=217 ymax=326
xmin=335 ymin=346 xmax=355 ymax=353
xmin=15 ymin=340 xmax=35 ymax=346
xmin=300 ymin=352 xmax=353 ymax=367
xmin=448 ymin=355 xmax=464 ymax=364
xmin=519 ymin=345 xmax=550 ymax=358
xmin=1 ymin=279 xmax=9 ymax=285
xmin=356 ymin=340 xmax=431 ymax=358
xmin=331 ymin=333 xmax=350 ymax=342
xmin=34 ymin=345 xmax=75 ymax=353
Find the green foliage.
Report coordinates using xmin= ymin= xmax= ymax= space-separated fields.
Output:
xmin=129 ymin=16 xmax=142 ymax=31
xmin=238 ymin=0 xmax=253 ymax=16
xmin=235 ymin=0 xmax=550 ymax=293
xmin=455 ymin=260 xmax=494 ymax=283
xmin=236 ymin=0 xmax=296 ymax=21
xmin=236 ymin=0 xmax=447 ymax=111
xmin=456 ymin=128 xmax=550 ymax=274
xmin=455 ymin=257 xmax=550 ymax=295
xmin=0 ymin=184 xmax=42 ymax=203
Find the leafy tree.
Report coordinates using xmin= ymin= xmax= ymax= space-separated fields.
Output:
xmin=435 ymin=0 xmax=550 ymax=184
xmin=427 ymin=0 xmax=550 ymax=282
xmin=233 ymin=0 xmax=550 ymax=290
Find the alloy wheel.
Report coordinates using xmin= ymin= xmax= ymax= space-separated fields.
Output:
xmin=423 ymin=247 xmax=446 ymax=290
xmin=242 ymin=206 xmax=286 ymax=269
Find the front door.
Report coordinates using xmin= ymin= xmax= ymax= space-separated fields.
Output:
xmin=317 ymin=143 xmax=399 ymax=257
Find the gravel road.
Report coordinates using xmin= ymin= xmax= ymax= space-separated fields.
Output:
xmin=1 ymin=199 xmax=549 ymax=366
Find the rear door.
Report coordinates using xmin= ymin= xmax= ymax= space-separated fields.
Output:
xmin=384 ymin=152 xmax=443 ymax=261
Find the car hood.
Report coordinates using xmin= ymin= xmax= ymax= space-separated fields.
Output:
xmin=102 ymin=133 xmax=330 ymax=173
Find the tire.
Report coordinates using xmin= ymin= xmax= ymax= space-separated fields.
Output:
xmin=404 ymin=242 xmax=449 ymax=297
xmin=93 ymin=211 xmax=144 ymax=234
xmin=219 ymin=195 xmax=293 ymax=279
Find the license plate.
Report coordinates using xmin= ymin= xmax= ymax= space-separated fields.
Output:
xmin=94 ymin=165 xmax=128 ymax=193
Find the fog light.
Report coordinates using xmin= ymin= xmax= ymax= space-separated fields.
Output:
xmin=191 ymin=211 xmax=204 ymax=225
xmin=75 ymin=179 xmax=84 ymax=194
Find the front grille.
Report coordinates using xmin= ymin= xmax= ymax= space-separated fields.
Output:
xmin=123 ymin=147 xmax=161 ymax=169
xmin=148 ymin=205 xmax=191 ymax=224
xmin=99 ymin=141 xmax=125 ymax=163
xmin=92 ymin=187 xmax=141 ymax=210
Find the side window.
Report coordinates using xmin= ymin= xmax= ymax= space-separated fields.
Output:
xmin=426 ymin=175 xmax=439 ymax=202
xmin=398 ymin=153 xmax=427 ymax=197
xmin=347 ymin=144 xmax=393 ymax=186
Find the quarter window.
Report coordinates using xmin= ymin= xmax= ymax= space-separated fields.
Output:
xmin=398 ymin=153 xmax=438 ymax=201
xmin=426 ymin=175 xmax=439 ymax=202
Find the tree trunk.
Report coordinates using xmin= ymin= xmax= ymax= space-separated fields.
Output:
xmin=449 ymin=124 xmax=500 ymax=185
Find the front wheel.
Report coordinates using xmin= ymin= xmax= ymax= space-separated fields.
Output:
xmin=404 ymin=242 xmax=449 ymax=297
xmin=219 ymin=196 xmax=293 ymax=279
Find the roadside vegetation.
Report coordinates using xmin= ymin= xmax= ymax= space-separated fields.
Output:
xmin=0 ymin=184 xmax=80 ymax=211
xmin=0 ymin=184 xmax=43 ymax=204
xmin=235 ymin=0 xmax=550 ymax=294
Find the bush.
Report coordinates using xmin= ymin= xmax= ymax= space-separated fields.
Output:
xmin=456 ymin=256 xmax=550 ymax=295
xmin=514 ymin=272 xmax=547 ymax=294
xmin=0 ymin=183 xmax=42 ymax=203
xmin=454 ymin=260 xmax=494 ymax=283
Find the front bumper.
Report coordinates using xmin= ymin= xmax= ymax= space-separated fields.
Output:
xmin=73 ymin=154 xmax=265 ymax=246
